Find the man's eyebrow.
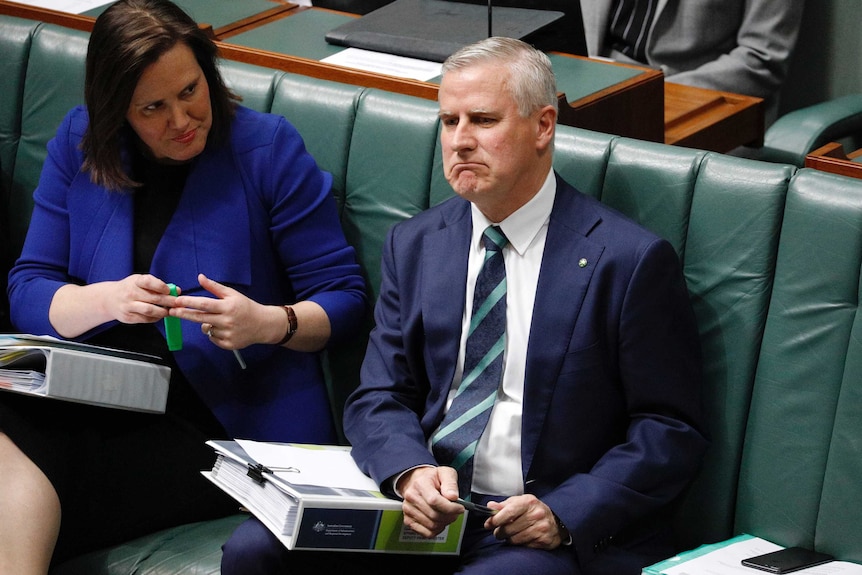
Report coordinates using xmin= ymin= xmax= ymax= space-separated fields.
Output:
xmin=438 ymin=108 xmax=493 ymax=117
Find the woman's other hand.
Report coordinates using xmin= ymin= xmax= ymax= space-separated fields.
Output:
xmin=170 ymin=273 xmax=332 ymax=352
xmin=49 ymin=274 xmax=178 ymax=337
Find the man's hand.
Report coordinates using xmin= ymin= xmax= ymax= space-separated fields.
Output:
xmin=485 ymin=494 xmax=569 ymax=550
xmin=397 ymin=466 xmax=464 ymax=538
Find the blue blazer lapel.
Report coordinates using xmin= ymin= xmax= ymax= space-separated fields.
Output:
xmin=67 ymin=172 xmax=134 ymax=282
xmin=521 ymin=179 xmax=605 ymax=478
xmin=150 ymin=144 xmax=252 ymax=291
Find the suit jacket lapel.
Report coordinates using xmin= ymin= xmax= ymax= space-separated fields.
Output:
xmin=521 ymin=179 xmax=605 ymax=479
xmin=421 ymin=202 xmax=471 ymax=398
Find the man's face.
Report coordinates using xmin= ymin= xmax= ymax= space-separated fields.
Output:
xmin=438 ymin=62 xmax=554 ymax=221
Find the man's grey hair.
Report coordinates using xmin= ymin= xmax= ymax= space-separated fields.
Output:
xmin=441 ymin=37 xmax=558 ymax=117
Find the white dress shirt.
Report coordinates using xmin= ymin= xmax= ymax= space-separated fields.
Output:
xmin=448 ymin=169 xmax=556 ymax=496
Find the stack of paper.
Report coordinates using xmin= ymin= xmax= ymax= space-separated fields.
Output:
xmin=0 ymin=347 xmax=47 ymax=390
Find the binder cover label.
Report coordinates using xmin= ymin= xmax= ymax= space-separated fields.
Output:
xmin=295 ymin=508 xmax=464 ymax=553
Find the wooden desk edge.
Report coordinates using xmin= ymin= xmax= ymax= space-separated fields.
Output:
xmin=217 ymin=42 xmax=439 ymax=100
xmin=0 ymin=0 xmax=299 ymax=37
xmin=806 ymin=143 xmax=862 ymax=179
xmin=0 ymin=0 xmax=93 ymax=31
xmin=211 ymin=4 xmax=297 ymax=39
xmin=664 ymin=82 xmax=764 ymax=151
xmin=550 ymin=53 xmax=664 ymax=109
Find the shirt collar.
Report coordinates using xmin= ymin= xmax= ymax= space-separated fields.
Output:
xmin=470 ymin=169 xmax=556 ymax=256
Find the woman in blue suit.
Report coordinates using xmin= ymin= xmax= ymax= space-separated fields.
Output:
xmin=0 ymin=0 xmax=366 ymax=572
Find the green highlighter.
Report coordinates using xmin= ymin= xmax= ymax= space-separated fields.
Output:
xmin=165 ymin=283 xmax=182 ymax=351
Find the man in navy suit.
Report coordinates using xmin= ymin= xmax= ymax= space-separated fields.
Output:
xmin=342 ymin=36 xmax=708 ymax=574
xmin=222 ymin=36 xmax=707 ymax=575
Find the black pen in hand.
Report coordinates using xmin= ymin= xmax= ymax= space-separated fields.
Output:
xmin=455 ymin=498 xmax=497 ymax=516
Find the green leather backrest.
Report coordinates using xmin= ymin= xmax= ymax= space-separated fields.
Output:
xmin=602 ymin=138 xmax=704 ymax=256
xmin=552 ymin=125 xmax=613 ymax=199
xmin=341 ymin=88 xmax=441 ymax=304
xmin=10 ymin=23 xmax=87 ymax=258
xmin=219 ymin=59 xmax=281 ymax=114
xmin=736 ymin=168 xmax=862 ymax=562
xmin=675 ymin=154 xmax=793 ymax=547
xmin=270 ymin=73 xmax=365 ymax=211
xmin=0 ymin=16 xmax=39 ymax=332
xmin=0 ymin=16 xmax=39 ymax=197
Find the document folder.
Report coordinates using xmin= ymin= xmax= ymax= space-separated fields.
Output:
xmin=204 ymin=440 xmax=465 ymax=554
xmin=0 ymin=334 xmax=170 ymax=413
xmin=324 ymin=0 xmax=564 ymax=62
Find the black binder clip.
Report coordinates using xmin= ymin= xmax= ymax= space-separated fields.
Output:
xmin=247 ymin=463 xmax=271 ymax=485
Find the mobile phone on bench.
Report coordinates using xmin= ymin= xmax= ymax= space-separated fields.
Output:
xmin=741 ymin=547 xmax=834 ymax=573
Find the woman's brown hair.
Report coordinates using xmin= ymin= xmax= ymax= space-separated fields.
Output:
xmin=80 ymin=0 xmax=238 ymax=190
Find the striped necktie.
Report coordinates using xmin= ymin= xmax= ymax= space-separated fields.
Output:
xmin=609 ymin=0 xmax=657 ymax=63
xmin=432 ymin=225 xmax=508 ymax=498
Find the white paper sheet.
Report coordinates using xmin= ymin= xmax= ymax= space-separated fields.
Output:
xmin=322 ymin=47 xmax=442 ymax=82
xmin=236 ymin=439 xmax=380 ymax=492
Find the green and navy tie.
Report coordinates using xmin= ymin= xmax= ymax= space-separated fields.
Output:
xmin=432 ymin=225 xmax=508 ymax=497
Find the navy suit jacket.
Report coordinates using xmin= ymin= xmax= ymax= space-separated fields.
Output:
xmin=344 ymin=175 xmax=707 ymax=568
xmin=9 ymin=106 xmax=366 ymax=442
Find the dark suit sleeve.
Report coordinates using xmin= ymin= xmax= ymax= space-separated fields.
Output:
xmin=343 ymin=222 xmax=441 ymax=486
xmin=540 ymin=237 xmax=708 ymax=565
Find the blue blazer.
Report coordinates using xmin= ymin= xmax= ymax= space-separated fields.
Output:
xmin=9 ymin=106 xmax=366 ymax=443
xmin=344 ymin=175 xmax=707 ymax=568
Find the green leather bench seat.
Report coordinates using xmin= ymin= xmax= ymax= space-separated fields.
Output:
xmin=51 ymin=515 xmax=247 ymax=575
xmin=2 ymin=14 xmax=862 ymax=574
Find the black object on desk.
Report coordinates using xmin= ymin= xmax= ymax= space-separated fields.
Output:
xmin=456 ymin=0 xmax=587 ymax=56
xmin=324 ymin=0 xmax=566 ymax=62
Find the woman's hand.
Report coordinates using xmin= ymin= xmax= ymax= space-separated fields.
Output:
xmin=169 ymin=273 xmax=332 ymax=352
xmin=168 ymin=273 xmax=278 ymax=350
xmin=49 ymin=274 xmax=178 ymax=337
xmin=104 ymin=274 xmax=179 ymax=324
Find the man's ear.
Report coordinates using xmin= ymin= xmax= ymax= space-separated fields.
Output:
xmin=536 ymin=105 xmax=557 ymax=151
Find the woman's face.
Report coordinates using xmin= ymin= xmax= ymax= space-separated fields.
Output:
xmin=126 ymin=42 xmax=212 ymax=163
